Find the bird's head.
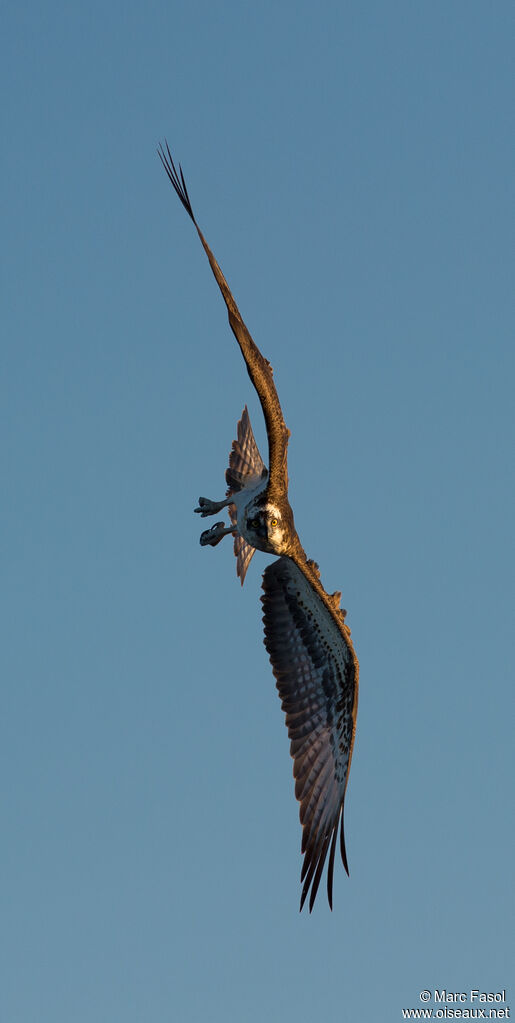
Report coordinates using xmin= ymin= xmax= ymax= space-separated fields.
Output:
xmin=243 ymin=501 xmax=291 ymax=555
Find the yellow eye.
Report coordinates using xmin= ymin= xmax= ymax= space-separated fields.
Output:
xmin=270 ymin=518 xmax=278 ymax=527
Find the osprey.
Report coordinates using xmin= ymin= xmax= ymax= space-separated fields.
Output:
xmin=158 ymin=143 xmax=359 ymax=912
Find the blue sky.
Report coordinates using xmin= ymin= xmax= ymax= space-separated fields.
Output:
xmin=2 ymin=1 xmax=514 ymax=1020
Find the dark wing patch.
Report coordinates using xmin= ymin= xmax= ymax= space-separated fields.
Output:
xmin=225 ymin=406 xmax=267 ymax=496
xmin=261 ymin=557 xmax=358 ymax=912
xmin=226 ymin=407 xmax=267 ymax=586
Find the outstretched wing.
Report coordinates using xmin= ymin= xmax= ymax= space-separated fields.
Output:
xmin=157 ymin=142 xmax=290 ymax=495
xmin=226 ymin=406 xmax=268 ymax=586
xmin=261 ymin=556 xmax=359 ymax=912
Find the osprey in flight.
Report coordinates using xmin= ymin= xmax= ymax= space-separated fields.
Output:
xmin=158 ymin=143 xmax=359 ymax=911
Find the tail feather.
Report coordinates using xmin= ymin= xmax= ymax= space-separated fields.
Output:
xmin=225 ymin=406 xmax=267 ymax=496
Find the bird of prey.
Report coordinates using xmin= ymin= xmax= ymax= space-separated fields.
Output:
xmin=158 ymin=143 xmax=359 ymax=911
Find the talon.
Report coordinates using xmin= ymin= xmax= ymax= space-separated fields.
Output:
xmin=200 ymin=521 xmax=228 ymax=547
xmin=194 ymin=496 xmax=225 ymax=517
xmin=195 ymin=496 xmax=209 ymax=515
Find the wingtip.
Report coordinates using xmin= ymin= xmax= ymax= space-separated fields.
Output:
xmin=299 ymin=872 xmax=311 ymax=912
xmin=340 ymin=814 xmax=350 ymax=875
xmin=157 ymin=139 xmax=196 ymax=223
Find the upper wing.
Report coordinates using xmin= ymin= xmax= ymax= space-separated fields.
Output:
xmin=261 ymin=556 xmax=359 ymax=912
xmin=158 ymin=142 xmax=290 ymax=493
xmin=226 ymin=406 xmax=268 ymax=586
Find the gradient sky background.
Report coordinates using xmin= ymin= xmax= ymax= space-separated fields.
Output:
xmin=2 ymin=2 xmax=514 ymax=1021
